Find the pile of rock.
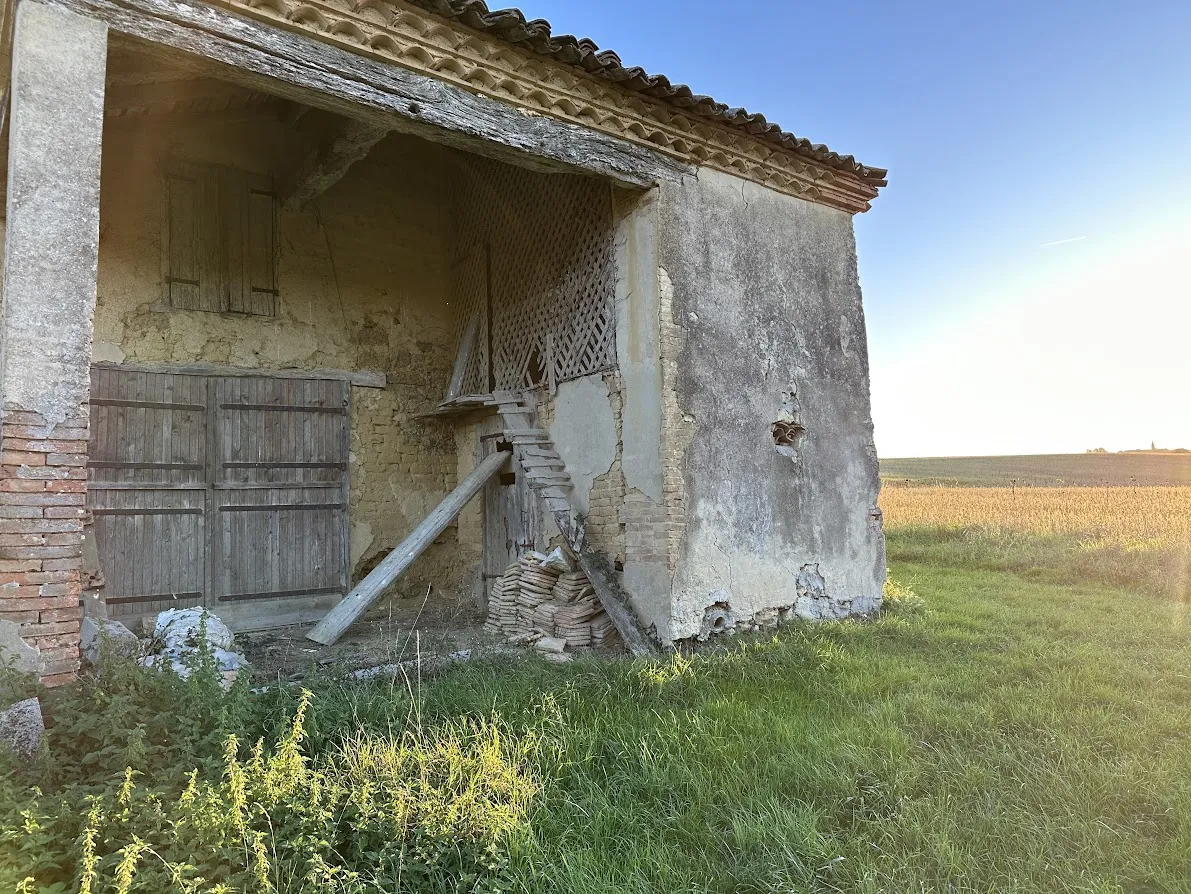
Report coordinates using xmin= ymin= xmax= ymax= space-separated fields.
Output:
xmin=139 ymin=608 xmax=248 ymax=689
xmin=484 ymin=550 xmax=621 ymax=654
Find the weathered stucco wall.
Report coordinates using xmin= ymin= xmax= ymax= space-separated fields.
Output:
xmin=657 ymin=168 xmax=885 ymax=641
xmin=95 ymin=116 xmax=462 ymax=598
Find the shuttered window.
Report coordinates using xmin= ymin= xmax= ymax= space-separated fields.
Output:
xmin=162 ymin=163 xmax=278 ymax=316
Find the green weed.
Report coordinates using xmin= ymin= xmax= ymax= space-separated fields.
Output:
xmin=4 ymin=535 xmax=1191 ymax=892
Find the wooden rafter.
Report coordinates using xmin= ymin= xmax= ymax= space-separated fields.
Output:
xmin=280 ymin=118 xmax=391 ymax=210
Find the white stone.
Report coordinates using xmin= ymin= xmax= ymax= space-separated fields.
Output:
xmin=154 ymin=608 xmax=234 ymax=651
xmin=0 ymin=697 xmax=44 ymax=761
xmin=80 ymin=617 xmax=140 ymax=666
xmin=144 ymin=608 xmax=247 ymax=689
xmin=0 ymin=620 xmax=43 ymax=676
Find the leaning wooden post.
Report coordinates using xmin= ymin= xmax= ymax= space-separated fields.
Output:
xmin=307 ymin=449 xmax=511 ymax=645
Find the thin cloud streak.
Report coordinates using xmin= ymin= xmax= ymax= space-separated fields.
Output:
xmin=1039 ymin=236 xmax=1088 ymax=248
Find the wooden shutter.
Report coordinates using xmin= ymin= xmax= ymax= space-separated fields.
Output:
xmin=243 ymin=177 xmax=278 ymax=316
xmin=163 ymin=164 xmax=277 ymax=316
xmin=163 ymin=166 xmax=224 ymax=313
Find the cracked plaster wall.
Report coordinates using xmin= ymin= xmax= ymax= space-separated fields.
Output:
xmin=90 ymin=118 xmax=463 ymax=599
xmin=657 ymin=168 xmax=886 ymax=641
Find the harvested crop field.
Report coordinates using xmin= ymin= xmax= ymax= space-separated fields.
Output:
xmin=880 ymin=452 xmax=1191 ymax=487
xmin=880 ymin=484 xmax=1191 ymax=544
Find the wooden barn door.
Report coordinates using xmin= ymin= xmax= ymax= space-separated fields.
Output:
xmin=88 ymin=368 xmax=349 ymax=630
xmin=477 ymin=416 xmax=543 ymax=606
xmin=209 ymin=376 xmax=349 ymax=628
xmin=479 ymin=417 xmax=515 ymax=598
xmin=89 ymin=368 xmax=208 ymax=622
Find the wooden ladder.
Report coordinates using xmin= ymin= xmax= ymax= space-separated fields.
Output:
xmin=493 ymin=391 xmax=656 ymax=656
xmin=493 ymin=391 xmax=574 ymax=522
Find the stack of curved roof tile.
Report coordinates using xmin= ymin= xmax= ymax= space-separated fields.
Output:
xmin=405 ymin=0 xmax=887 ymax=187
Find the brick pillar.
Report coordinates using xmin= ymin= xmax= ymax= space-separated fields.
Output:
xmin=0 ymin=2 xmax=107 ymax=686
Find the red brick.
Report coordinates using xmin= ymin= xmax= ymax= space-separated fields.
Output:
xmin=42 ymin=657 xmax=81 ymax=677
xmin=44 ymin=507 xmax=86 ymax=519
xmin=0 ymin=595 xmax=77 ymax=612
xmin=2 ymin=492 xmax=84 ymax=507
xmin=46 ymin=454 xmax=87 ymax=467
xmin=38 ymin=606 xmax=82 ymax=623
xmin=0 ymin=480 xmax=47 ymax=493
xmin=35 ymin=631 xmax=82 ymax=649
xmin=0 ymin=507 xmax=44 ymax=519
xmin=0 ymin=519 xmax=79 ymax=534
xmin=0 ymin=559 xmax=41 ymax=573
xmin=0 ymin=610 xmax=39 ymax=624
xmin=3 ymin=425 xmax=88 ymax=441
xmin=1 ymin=439 xmax=87 ymax=453
xmin=0 ymin=546 xmax=81 ymax=561
xmin=41 ymin=671 xmax=77 ymax=688
xmin=0 ymin=584 xmax=40 ymax=598
xmin=45 ymin=480 xmax=86 ymax=494
xmin=45 ymin=533 xmax=84 ymax=546
xmin=0 ymin=411 xmax=48 ymax=426
xmin=41 ymin=559 xmax=82 ymax=571
xmin=37 ymin=583 xmax=80 ymax=598
xmin=1 ymin=451 xmax=45 ymax=466
xmin=44 ymin=478 xmax=86 ymax=492
xmin=1 ymin=571 xmax=75 ymax=585
xmin=0 ymin=534 xmax=47 ymax=547
xmin=9 ymin=466 xmax=70 ymax=480
xmin=18 ymin=621 xmax=78 ymax=637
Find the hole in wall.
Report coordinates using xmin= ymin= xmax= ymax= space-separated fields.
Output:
xmin=772 ymin=385 xmax=806 ymax=462
xmin=698 ymin=600 xmax=736 ymax=641
xmin=499 ymin=472 xmax=517 ymax=487
xmin=525 ymin=346 xmax=547 ymax=387
xmin=772 ymin=420 xmax=805 ymax=448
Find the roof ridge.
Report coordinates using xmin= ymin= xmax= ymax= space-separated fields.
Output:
xmin=403 ymin=0 xmax=887 ymax=186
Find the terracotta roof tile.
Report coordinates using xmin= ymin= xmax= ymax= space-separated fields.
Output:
xmin=404 ymin=0 xmax=887 ymax=187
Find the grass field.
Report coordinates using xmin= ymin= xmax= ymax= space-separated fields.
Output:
xmin=4 ymin=562 xmax=1191 ymax=893
xmin=880 ymin=452 xmax=1191 ymax=487
xmin=5 ymin=462 xmax=1191 ymax=892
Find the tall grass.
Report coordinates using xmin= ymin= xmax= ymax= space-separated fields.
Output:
xmin=0 ymin=657 xmax=542 ymax=894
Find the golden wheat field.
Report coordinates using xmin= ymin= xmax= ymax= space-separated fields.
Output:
xmin=879 ymin=485 xmax=1191 ymax=547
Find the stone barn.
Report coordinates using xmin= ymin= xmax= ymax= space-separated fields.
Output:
xmin=0 ymin=0 xmax=887 ymax=683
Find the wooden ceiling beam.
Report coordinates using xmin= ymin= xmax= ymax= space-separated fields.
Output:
xmin=48 ymin=0 xmax=680 ymax=189
xmin=103 ymin=76 xmax=266 ymax=117
xmin=280 ymin=118 xmax=390 ymax=210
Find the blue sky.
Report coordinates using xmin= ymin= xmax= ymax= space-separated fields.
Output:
xmin=512 ymin=0 xmax=1191 ymax=457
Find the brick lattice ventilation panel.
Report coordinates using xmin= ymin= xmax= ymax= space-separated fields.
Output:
xmin=450 ymin=153 xmax=616 ymax=394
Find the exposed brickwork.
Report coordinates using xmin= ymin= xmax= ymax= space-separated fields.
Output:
xmin=584 ymin=373 xmax=627 ymax=566
xmin=657 ymin=268 xmax=695 ymax=574
xmin=0 ymin=406 xmax=87 ymax=685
